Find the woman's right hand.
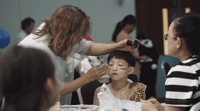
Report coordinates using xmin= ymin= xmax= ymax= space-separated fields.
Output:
xmin=86 ymin=64 xmax=108 ymax=82
xmin=116 ymin=39 xmax=138 ymax=53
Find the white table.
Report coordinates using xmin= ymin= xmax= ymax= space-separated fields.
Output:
xmin=51 ymin=103 xmax=99 ymax=111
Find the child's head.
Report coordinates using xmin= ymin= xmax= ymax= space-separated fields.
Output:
xmin=107 ymin=50 xmax=135 ymax=81
xmin=0 ymin=46 xmax=60 ymax=111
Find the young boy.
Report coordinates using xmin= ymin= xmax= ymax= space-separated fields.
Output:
xmin=93 ymin=50 xmax=146 ymax=105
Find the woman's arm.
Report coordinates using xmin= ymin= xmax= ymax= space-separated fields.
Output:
xmin=60 ymin=64 xmax=107 ymax=95
xmin=142 ymin=100 xmax=158 ymax=111
xmin=116 ymin=34 xmax=132 ymax=43
xmin=93 ymin=87 xmax=100 ymax=105
xmin=142 ymin=99 xmax=185 ymax=111
xmin=85 ymin=39 xmax=137 ymax=56
xmin=165 ymin=106 xmax=185 ymax=111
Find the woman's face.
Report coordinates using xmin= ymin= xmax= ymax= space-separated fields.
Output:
xmin=126 ymin=24 xmax=136 ymax=32
xmin=165 ymin=21 xmax=178 ymax=57
xmin=27 ymin=22 xmax=35 ymax=34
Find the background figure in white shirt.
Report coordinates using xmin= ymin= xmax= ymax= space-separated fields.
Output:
xmin=17 ymin=17 xmax=35 ymax=43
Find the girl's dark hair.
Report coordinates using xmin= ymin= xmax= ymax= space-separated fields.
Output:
xmin=174 ymin=13 xmax=200 ymax=55
xmin=107 ymin=50 xmax=135 ymax=67
xmin=0 ymin=46 xmax=55 ymax=111
xmin=112 ymin=14 xmax=137 ymax=42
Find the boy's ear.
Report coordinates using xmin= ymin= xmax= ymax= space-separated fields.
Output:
xmin=128 ymin=66 xmax=135 ymax=74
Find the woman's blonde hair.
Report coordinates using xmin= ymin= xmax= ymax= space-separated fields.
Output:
xmin=34 ymin=5 xmax=90 ymax=60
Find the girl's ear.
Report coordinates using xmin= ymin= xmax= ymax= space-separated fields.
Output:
xmin=45 ymin=78 xmax=54 ymax=94
xmin=128 ymin=66 xmax=135 ymax=74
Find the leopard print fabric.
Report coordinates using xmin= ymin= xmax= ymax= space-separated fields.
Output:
xmin=115 ymin=83 xmax=146 ymax=102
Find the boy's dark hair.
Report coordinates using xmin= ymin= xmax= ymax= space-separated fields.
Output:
xmin=21 ymin=17 xmax=35 ymax=30
xmin=107 ymin=50 xmax=135 ymax=67
xmin=0 ymin=46 xmax=55 ymax=111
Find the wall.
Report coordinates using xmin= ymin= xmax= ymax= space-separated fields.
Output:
xmin=0 ymin=0 xmax=20 ymax=52
xmin=0 ymin=0 xmax=136 ymax=53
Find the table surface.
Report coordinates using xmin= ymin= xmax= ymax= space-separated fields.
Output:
xmin=60 ymin=105 xmax=99 ymax=111
xmin=51 ymin=102 xmax=99 ymax=111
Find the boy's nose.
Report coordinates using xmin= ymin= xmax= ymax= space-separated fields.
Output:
xmin=113 ymin=65 xmax=117 ymax=70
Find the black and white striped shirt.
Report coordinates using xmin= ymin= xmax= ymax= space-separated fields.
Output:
xmin=165 ymin=55 xmax=200 ymax=110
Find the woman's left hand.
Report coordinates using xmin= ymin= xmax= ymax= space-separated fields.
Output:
xmin=116 ymin=39 xmax=137 ymax=53
xmin=147 ymin=99 xmax=164 ymax=111
xmin=141 ymin=100 xmax=158 ymax=111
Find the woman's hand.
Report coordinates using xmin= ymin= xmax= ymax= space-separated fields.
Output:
xmin=86 ymin=64 xmax=108 ymax=82
xmin=147 ymin=99 xmax=164 ymax=111
xmin=116 ymin=39 xmax=138 ymax=53
xmin=60 ymin=64 xmax=107 ymax=95
xmin=141 ymin=100 xmax=158 ymax=111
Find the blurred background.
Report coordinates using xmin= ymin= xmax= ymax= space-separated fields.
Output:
xmin=1 ymin=0 xmax=200 ymax=102
xmin=0 ymin=0 xmax=136 ymax=52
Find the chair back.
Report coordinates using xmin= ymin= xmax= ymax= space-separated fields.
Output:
xmin=161 ymin=61 xmax=171 ymax=77
xmin=77 ymin=80 xmax=102 ymax=104
xmin=190 ymin=102 xmax=200 ymax=111
xmin=77 ymin=75 xmax=134 ymax=104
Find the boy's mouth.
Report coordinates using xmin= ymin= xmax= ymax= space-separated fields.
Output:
xmin=112 ymin=73 xmax=118 ymax=75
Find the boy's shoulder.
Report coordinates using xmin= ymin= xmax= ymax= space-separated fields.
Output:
xmin=95 ymin=83 xmax=112 ymax=93
xmin=95 ymin=86 xmax=101 ymax=92
xmin=129 ymin=82 xmax=147 ymax=90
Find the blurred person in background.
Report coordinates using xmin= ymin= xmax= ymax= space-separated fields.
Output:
xmin=16 ymin=17 xmax=35 ymax=43
xmin=136 ymin=34 xmax=159 ymax=99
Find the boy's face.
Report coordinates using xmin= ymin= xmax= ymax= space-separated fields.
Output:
xmin=108 ymin=57 xmax=134 ymax=81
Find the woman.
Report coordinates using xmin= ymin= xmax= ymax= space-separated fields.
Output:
xmin=18 ymin=5 xmax=137 ymax=105
xmin=142 ymin=13 xmax=200 ymax=111
xmin=0 ymin=46 xmax=60 ymax=111
xmin=112 ymin=14 xmax=137 ymax=43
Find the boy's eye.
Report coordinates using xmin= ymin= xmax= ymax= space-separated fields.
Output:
xmin=118 ymin=64 xmax=123 ymax=66
xmin=108 ymin=64 xmax=113 ymax=66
